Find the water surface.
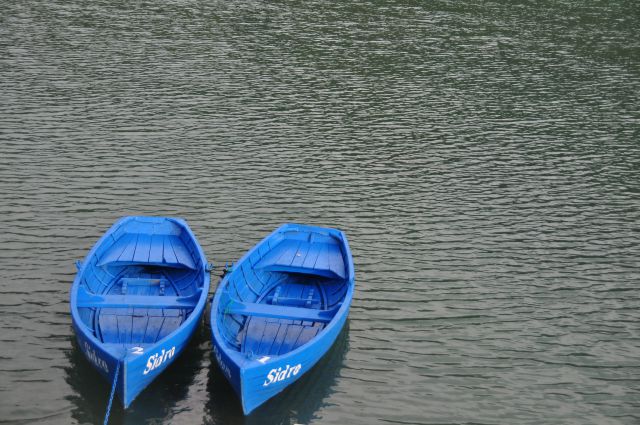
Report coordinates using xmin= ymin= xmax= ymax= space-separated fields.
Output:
xmin=1 ymin=1 xmax=639 ymax=424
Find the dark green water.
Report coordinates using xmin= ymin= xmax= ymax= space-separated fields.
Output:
xmin=1 ymin=1 xmax=639 ymax=424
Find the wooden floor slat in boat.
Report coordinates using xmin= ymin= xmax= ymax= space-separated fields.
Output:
xmin=240 ymin=280 xmax=326 ymax=357
xmin=97 ymin=272 xmax=187 ymax=345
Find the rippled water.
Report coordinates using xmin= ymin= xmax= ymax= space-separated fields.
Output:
xmin=1 ymin=1 xmax=639 ymax=424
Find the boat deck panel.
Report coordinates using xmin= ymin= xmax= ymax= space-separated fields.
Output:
xmin=240 ymin=280 xmax=326 ymax=357
xmin=255 ymin=239 xmax=345 ymax=279
xmin=96 ymin=272 xmax=188 ymax=346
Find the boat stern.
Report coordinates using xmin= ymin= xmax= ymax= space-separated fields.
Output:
xmin=239 ymin=357 xmax=311 ymax=415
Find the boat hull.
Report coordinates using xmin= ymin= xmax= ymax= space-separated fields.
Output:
xmin=239 ymin=307 xmax=349 ymax=414
xmin=210 ymin=223 xmax=354 ymax=414
xmin=70 ymin=216 xmax=210 ymax=407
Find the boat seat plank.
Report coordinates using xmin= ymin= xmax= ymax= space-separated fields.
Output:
xmin=96 ymin=235 xmax=196 ymax=270
xmin=148 ymin=234 xmax=164 ymax=263
xmin=274 ymin=240 xmax=302 ymax=267
xmin=225 ymin=300 xmax=337 ymax=323
xmin=290 ymin=241 xmax=311 ymax=268
xmin=117 ymin=233 xmax=138 ymax=263
xmin=254 ymin=240 xmax=295 ymax=271
xmin=98 ymin=233 xmax=135 ymax=266
xmin=301 ymin=243 xmax=321 ymax=269
xmin=313 ymin=243 xmax=330 ymax=275
xmin=98 ymin=259 xmax=195 ymax=269
xmin=170 ymin=236 xmax=197 ymax=270
xmin=163 ymin=236 xmax=178 ymax=264
xmin=121 ymin=277 xmax=167 ymax=287
xmin=133 ymin=234 xmax=151 ymax=262
xmin=265 ymin=295 xmax=311 ymax=307
xmin=77 ymin=287 xmax=200 ymax=309
xmin=327 ymin=243 xmax=346 ymax=280
xmin=255 ymin=239 xmax=346 ymax=280
xmin=121 ymin=277 xmax=165 ymax=285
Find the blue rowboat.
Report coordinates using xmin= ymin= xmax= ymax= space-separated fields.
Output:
xmin=70 ymin=216 xmax=210 ymax=407
xmin=210 ymin=223 xmax=355 ymax=414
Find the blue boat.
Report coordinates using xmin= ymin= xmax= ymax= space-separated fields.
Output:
xmin=70 ymin=216 xmax=210 ymax=407
xmin=210 ymin=223 xmax=355 ymax=414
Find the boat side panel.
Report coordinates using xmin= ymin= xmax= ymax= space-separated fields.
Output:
xmin=241 ymin=309 xmax=349 ymax=414
xmin=72 ymin=319 xmax=125 ymax=402
xmin=123 ymin=309 xmax=201 ymax=407
xmin=211 ymin=333 xmax=243 ymax=399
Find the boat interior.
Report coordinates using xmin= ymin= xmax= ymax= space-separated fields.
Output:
xmin=218 ymin=229 xmax=351 ymax=359
xmin=75 ymin=218 xmax=205 ymax=351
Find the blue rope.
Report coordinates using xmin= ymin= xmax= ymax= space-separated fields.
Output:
xmin=103 ymin=360 xmax=121 ymax=425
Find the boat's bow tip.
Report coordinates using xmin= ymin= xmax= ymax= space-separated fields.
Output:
xmin=241 ymin=399 xmax=254 ymax=416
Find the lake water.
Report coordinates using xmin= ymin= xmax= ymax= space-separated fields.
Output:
xmin=1 ymin=1 xmax=639 ymax=424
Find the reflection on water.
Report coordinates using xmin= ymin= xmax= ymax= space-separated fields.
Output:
xmin=65 ymin=324 xmax=209 ymax=424
xmin=65 ymin=337 xmax=114 ymax=425
xmin=64 ymin=307 xmax=349 ymax=425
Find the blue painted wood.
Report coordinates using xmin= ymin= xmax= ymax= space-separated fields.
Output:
xmin=133 ymin=233 xmax=151 ymax=263
xmin=70 ymin=216 xmax=210 ymax=408
xmin=254 ymin=239 xmax=347 ymax=280
xmin=96 ymin=234 xmax=196 ymax=270
xmin=162 ymin=235 xmax=178 ymax=265
xmin=120 ymin=277 xmax=166 ymax=286
xmin=148 ymin=234 xmax=164 ymax=264
xmin=76 ymin=287 xmax=201 ymax=309
xmin=225 ymin=300 xmax=339 ymax=322
xmin=117 ymin=234 xmax=137 ymax=263
xmin=170 ymin=235 xmax=197 ymax=270
xmin=210 ymin=223 xmax=355 ymax=415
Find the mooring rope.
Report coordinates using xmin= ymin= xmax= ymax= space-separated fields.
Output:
xmin=209 ymin=262 xmax=234 ymax=279
xmin=103 ymin=359 xmax=121 ymax=425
